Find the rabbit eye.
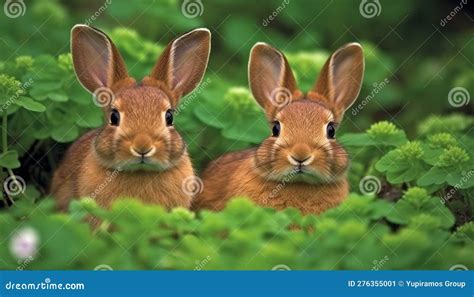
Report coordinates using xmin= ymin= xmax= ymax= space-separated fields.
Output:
xmin=327 ymin=122 xmax=336 ymax=139
xmin=272 ymin=121 xmax=281 ymax=137
xmin=110 ymin=109 xmax=120 ymax=126
xmin=165 ymin=109 xmax=174 ymax=126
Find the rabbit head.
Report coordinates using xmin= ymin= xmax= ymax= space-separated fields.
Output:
xmin=248 ymin=42 xmax=364 ymax=184
xmin=71 ymin=25 xmax=210 ymax=171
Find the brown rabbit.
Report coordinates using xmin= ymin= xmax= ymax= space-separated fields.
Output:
xmin=194 ymin=42 xmax=364 ymax=215
xmin=51 ymin=25 xmax=211 ymax=211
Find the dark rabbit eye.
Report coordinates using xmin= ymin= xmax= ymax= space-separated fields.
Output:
xmin=110 ymin=109 xmax=120 ymax=126
xmin=272 ymin=121 xmax=281 ymax=137
xmin=327 ymin=122 xmax=336 ymax=139
xmin=165 ymin=109 xmax=174 ymax=126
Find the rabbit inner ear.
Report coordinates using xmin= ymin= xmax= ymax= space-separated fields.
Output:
xmin=249 ymin=43 xmax=298 ymax=119
xmin=71 ymin=25 xmax=128 ymax=94
xmin=312 ymin=43 xmax=364 ymax=122
xmin=150 ymin=28 xmax=211 ymax=106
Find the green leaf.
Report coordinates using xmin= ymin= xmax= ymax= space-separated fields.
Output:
xmin=221 ymin=112 xmax=268 ymax=144
xmin=375 ymin=143 xmax=431 ymax=184
xmin=48 ymin=91 xmax=68 ymax=102
xmin=193 ymin=99 xmax=227 ymax=129
xmin=29 ymin=81 xmax=62 ymax=100
xmin=340 ymin=123 xmax=407 ymax=148
xmin=51 ymin=124 xmax=79 ymax=142
xmin=417 ymin=167 xmax=446 ymax=186
xmin=76 ymin=107 xmax=103 ymax=128
xmin=0 ymin=150 xmax=20 ymax=168
xmin=339 ymin=133 xmax=375 ymax=147
xmin=386 ymin=189 xmax=455 ymax=229
xmin=15 ymin=96 xmax=46 ymax=112
xmin=369 ymin=130 xmax=408 ymax=147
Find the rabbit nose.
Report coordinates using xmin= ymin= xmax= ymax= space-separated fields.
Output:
xmin=131 ymin=134 xmax=155 ymax=157
xmin=289 ymin=155 xmax=313 ymax=166
xmin=288 ymin=144 xmax=313 ymax=165
xmin=131 ymin=146 xmax=155 ymax=157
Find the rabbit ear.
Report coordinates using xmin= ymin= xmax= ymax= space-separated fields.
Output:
xmin=312 ymin=43 xmax=364 ymax=122
xmin=249 ymin=42 xmax=298 ymax=119
xmin=71 ymin=25 xmax=129 ymax=94
xmin=150 ymin=28 xmax=211 ymax=106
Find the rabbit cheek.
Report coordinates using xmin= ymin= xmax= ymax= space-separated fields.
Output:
xmin=93 ymin=128 xmax=120 ymax=165
xmin=254 ymin=139 xmax=278 ymax=176
xmin=166 ymin=128 xmax=186 ymax=164
xmin=327 ymin=142 xmax=349 ymax=177
xmin=149 ymin=137 xmax=169 ymax=165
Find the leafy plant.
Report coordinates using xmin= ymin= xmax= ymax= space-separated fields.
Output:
xmin=0 ymin=0 xmax=472 ymax=270
xmin=0 ymin=196 xmax=472 ymax=270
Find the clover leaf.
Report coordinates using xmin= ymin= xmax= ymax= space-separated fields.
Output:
xmin=375 ymin=141 xmax=431 ymax=183
xmin=0 ymin=150 xmax=20 ymax=168
xmin=15 ymin=96 xmax=46 ymax=112
xmin=418 ymin=147 xmax=474 ymax=188
xmin=386 ymin=187 xmax=455 ymax=229
xmin=340 ymin=121 xmax=407 ymax=148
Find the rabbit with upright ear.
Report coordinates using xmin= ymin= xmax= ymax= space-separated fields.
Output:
xmin=194 ymin=42 xmax=364 ymax=214
xmin=51 ymin=25 xmax=211 ymax=210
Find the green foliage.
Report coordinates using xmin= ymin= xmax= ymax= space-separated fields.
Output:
xmin=385 ymin=187 xmax=455 ymax=228
xmin=0 ymin=0 xmax=472 ymax=270
xmin=0 ymin=150 xmax=20 ymax=169
xmin=0 ymin=196 xmax=471 ymax=270
xmin=340 ymin=121 xmax=408 ymax=149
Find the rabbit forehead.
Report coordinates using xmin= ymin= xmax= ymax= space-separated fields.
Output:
xmin=274 ymin=101 xmax=333 ymax=145
xmin=114 ymin=86 xmax=171 ymax=116
xmin=276 ymin=100 xmax=334 ymax=128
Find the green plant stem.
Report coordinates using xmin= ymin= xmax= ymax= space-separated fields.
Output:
xmin=2 ymin=110 xmax=16 ymax=205
xmin=2 ymin=110 xmax=7 ymax=153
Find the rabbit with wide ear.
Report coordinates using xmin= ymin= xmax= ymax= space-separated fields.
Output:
xmin=194 ymin=42 xmax=364 ymax=214
xmin=51 ymin=25 xmax=211 ymax=211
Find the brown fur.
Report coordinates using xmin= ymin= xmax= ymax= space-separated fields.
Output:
xmin=194 ymin=42 xmax=364 ymax=214
xmin=196 ymin=149 xmax=348 ymax=214
xmin=51 ymin=25 xmax=211 ymax=210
